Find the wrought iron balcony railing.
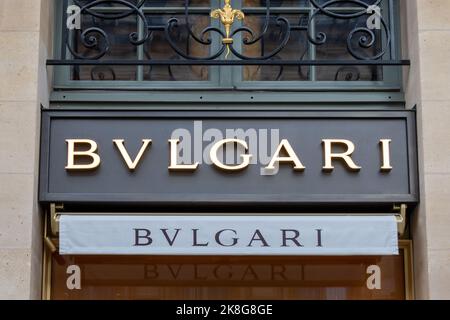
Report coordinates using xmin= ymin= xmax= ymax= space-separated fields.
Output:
xmin=47 ymin=0 xmax=409 ymax=68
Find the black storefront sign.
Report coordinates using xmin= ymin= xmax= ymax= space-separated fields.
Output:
xmin=39 ymin=110 xmax=418 ymax=207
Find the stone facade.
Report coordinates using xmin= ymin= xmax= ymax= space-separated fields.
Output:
xmin=403 ymin=0 xmax=450 ymax=300
xmin=0 ymin=0 xmax=52 ymax=299
xmin=0 ymin=0 xmax=448 ymax=299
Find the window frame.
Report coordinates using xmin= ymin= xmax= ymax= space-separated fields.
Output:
xmin=51 ymin=0 xmax=405 ymax=104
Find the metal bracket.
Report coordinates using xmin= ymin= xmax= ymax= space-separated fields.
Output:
xmin=50 ymin=203 xmax=64 ymax=236
xmin=394 ymin=204 xmax=407 ymax=236
xmin=44 ymin=236 xmax=57 ymax=253
xmin=43 ymin=204 xmax=62 ymax=253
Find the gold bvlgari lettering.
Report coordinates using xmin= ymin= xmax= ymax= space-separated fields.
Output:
xmin=168 ymin=139 xmax=199 ymax=171
xmin=65 ymin=139 xmax=101 ymax=170
xmin=63 ymin=137 xmax=393 ymax=174
xmin=322 ymin=139 xmax=361 ymax=172
xmin=113 ymin=139 xmax=152 ymax=171
xmin=379 ymin=139 xmax=393 ymax=171
xmin=209 ymin=139 xmax=252 ymax=171
xmin=265 ymin=139 xmax=305 ymax=171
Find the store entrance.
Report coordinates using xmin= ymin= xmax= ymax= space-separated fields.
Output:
xmin=46 ymin=242 xmax=412 ymax=300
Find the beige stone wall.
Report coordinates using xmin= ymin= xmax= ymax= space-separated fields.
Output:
xmin=0 ymin=0 xmax=52 ymax=299
xmin=403 ymin=0 xmax=450 ymax=299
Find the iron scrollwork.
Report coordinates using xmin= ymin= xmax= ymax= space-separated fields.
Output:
xmin=67 ymin=0 xmax=150 ymax=60
xmin=307 ymin=0 xmax=390 ymax=60
xmin=55 ymin=0 xmax=408 ymax=68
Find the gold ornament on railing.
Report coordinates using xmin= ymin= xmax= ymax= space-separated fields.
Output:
xmin=211 ymin=0 xmax=245 ymax=58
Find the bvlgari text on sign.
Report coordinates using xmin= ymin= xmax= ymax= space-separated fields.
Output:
xmin=59 ymin=215 xmax=399 ymax=255
xmin=40 ymin=110 xmax=418 ymax=205
xmin=133 ymin=228 xmax=323 ymax=248
xmin=65 ymin=137 xmax=392 ymax=173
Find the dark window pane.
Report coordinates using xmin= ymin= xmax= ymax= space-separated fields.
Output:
xmin=243 ymin=0 xmax=309 ymax=7
xmin=50 ymin=253 xmax=407 ymax=300
xmin=63 ymin=1 xmax=395 ymax=84
xmin=242 ymin=14 xmax=310 ymax=81
xmin=71 ymin=15 xmax=138 ymax=80
xmin=143 ymin=14 xmax=211 ymax=81
xmin=314 ymin=14 xmax=384 ymax=81
xmin=311 ymin=0 xmax=382 ymax=7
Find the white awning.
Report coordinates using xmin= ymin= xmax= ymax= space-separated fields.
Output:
xmin=59 ymin=215 xmax=399 ymax=256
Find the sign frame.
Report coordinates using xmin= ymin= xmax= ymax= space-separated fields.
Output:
xmin=39 ymin=109 xmax=419 ymax=207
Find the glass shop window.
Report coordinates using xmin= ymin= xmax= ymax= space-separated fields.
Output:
xmin=47 ymin=247 xmax=412 ymax=300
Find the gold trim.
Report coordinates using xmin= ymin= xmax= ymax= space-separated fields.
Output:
xmin=41 ymin=211 xmax=53 ymax=300
xmin=399 ymin=239 xmax=415 ymax=300
xmin=394 ymin=204 xmax=407 ymax=236
xmin=211 ymin=0 xmax=244 ymax=58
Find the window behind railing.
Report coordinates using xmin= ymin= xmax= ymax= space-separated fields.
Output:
xmin=51 ymin=0 xmax=406 ymax=93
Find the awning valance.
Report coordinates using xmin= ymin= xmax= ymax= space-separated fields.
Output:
xmin=58 ymin=215 xmax=399 ymax=256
